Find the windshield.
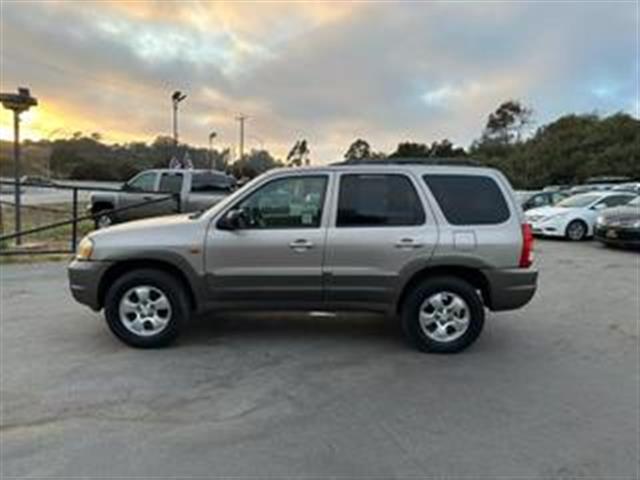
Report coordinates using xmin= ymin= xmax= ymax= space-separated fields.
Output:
xmin=516 ymin=191 xmax=536 ymax=202
xmin=556 ymin=194 xmax=601 ymax=208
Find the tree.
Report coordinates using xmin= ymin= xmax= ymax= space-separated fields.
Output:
xmin=428 ymin=139 xmax=467 ymax=157
xmin=389 ymin=140 xmax=466 ymax=158
xmin=343 ymin=138 xmax=372 ymax=162
xmin=472 ymin=111 xmax=639 ymax=189
xmin=231 ymin=149 xmax=283 ymax=178
xmin=389 ymin=141 xmax=429 ymax=158
xmin=286 ymin=139 xmax=310 ymax=167
xmin=482 ymin=100 xmax=533 ymax=144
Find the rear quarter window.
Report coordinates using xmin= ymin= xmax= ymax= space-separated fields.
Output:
xmin=191 ymin=172 xmax=233 ymax=193
xmin=423 ymin=174 xmax=510 ymax=225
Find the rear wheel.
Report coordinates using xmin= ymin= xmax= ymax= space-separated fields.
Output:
xmin=104 ymin=269 xmax=189 ymax=348
xmin=401 ymin=276 xmax=485 ymax=353
xmin=565 ymin=219 xmax=587 ymax=241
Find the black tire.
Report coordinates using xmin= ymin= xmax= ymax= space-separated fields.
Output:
xmin=104 ymin=269 xmax=190 ymax=348
xmin=94 ymin=209 xmax=115 ymax=229
xmin=565 ymin=219 xmax=587 ymax=241
xmin=401 ymin=276 xmax=485 ymax=354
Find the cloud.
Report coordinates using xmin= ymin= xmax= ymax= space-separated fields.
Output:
xmin=0 ymin=1 xmax=636 ymax=162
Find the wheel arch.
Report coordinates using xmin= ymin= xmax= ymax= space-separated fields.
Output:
xmin=92 ymin=201 xmax=115 ymax=213
xmin=98 ymin=258 xmax=198 ymax=312
xmin=395 ymin=265 xmax=491 ymax=314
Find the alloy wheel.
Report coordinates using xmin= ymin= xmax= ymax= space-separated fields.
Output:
xmin=418 ymin=291 xmax=470 ymax=343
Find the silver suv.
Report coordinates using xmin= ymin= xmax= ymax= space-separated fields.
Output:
xmin=68 ymin=162 xmax=537 ymax=353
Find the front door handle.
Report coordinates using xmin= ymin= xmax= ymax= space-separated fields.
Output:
xmin=394 ymin=238 xmax=424 ymax=249
xmin=289 ymin=239 xmax=314 ymax=251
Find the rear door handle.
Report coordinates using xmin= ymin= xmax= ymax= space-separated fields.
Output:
xmin=289 ymin=239 xmax=314 ymax=251
xmin=394 ymin=238 xmax=424 ymax=249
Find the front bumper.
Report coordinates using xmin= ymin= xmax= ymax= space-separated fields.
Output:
xmin=529 ymin=219 xmax=566 ymax=237
xmin=594 ymin=226 xmax=640 ymax=247
xmin=68 ymin=259 xmax=113 ymax=311
xmin=482 ymin=268 xmax=538 ymax=311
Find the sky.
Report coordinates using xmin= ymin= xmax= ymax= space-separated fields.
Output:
xmin=0 ymin=0 xmax=637 ymax=163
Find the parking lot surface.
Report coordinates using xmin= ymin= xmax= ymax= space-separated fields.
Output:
xmin=1 ymin=240 xmax=638 ymax=478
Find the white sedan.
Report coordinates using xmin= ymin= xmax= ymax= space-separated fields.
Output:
xmin=525 ymin=191 xmax=637 ymax=241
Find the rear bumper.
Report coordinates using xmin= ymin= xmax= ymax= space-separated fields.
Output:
xmin=68 ymin=259 xmax=113 ymax=311
xmin=482 ymin=268 xmax=538 ymax=311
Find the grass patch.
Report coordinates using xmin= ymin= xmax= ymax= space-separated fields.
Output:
xmin=0 ymin=202 xmax=94 ymax=264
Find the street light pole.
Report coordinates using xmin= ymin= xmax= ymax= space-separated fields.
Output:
xmin=0 ymin=87 xmax=38 ymax=246
xmin=208 ymin=131 xmax=217 ymax=170
xmin=13 ymin=110 xmax=20 ymax=240
xmin=235 ymin=114 xmax=247 ymax=160
xmin=171 ymin=91 xmax=187 ymax=151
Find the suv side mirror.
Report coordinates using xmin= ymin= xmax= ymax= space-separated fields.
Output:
xmin=218 ymin=209 xmax=244 ymax=230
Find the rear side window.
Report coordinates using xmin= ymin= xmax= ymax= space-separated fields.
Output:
xmin=423 ymin=174 xmax=510 ymax=225
xmin=159 ymin=172 xmax=183 ymax=194
xmin=191 ymin=172 xmax=233 ymax=193
xmin=337 ymin=174 xmax=425 ymax=227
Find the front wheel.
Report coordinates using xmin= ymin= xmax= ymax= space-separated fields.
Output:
xmin=565 ymin=219 xmax=587 ymax=241
xmin=104 ymin=269 xmax=190 ymax=348
xmin=401 ymin=276 xmax=485 ymax=353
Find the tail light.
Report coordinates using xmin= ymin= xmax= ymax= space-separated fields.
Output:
xmin=519 ymin=223 xmax=534 ymax=268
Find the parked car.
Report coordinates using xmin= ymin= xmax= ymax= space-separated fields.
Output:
xmin=612 ymin=182 xmax=640 ymax=195
xmin=69 ymin=162 xmax=538 ymax=353
xmin=585 ymin=175 xmax=631 ymax=185
xmin=20 ymin=175 xmax=56 ymax=187
xmin=568 ymin=184 xmax=613 ymax=195
xmin=542 ymin=184 xmax=571 ymax=192
xmin=525 ymin=191 xmax=636 ymax=241
xmin=90 ymin=169 xmax=235 ymax=228
xmin=518 ymin=190 xmax=569 ymax=211
xmin=594 ymin=196 xmax=640 ymax=249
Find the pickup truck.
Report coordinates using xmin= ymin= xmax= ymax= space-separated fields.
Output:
xmin=90 ymin=169 xmax=235 ymax=228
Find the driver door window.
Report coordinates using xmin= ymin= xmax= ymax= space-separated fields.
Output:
xmin=236 ymin=176 xmax=328 ymax=229
xmin=205 ymin=174 xmax=331 ymax=305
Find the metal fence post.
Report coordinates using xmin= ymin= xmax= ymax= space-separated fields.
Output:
xmin=13 ymin=111 xmax=22 ymax=245
xmin=71 ymin=188 xmax=78 ymax=251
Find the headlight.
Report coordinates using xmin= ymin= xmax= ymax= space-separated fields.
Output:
xmin=596 ymin=216 xmax=605 ymax=225
xmin=632 ymin=220 xmax=640 ymax=229
xmin=76 ymin=237 xmax=94 ymax=261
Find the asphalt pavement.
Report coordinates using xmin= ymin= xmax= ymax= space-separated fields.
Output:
xmin=1 ymin=240 xmax=638 ymax=478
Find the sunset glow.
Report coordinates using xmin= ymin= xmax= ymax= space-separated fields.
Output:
xmin=1 ymin=0 xmax=636 ymax=161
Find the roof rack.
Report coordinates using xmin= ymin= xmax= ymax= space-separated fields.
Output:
xmin=330 ymin=157 xmax=482 ymax=167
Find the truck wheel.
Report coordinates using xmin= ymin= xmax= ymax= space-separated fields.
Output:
xmin=94 ymin=210 xmax=115 ymax=229
xmin=565 ymin=220 xmax=587 ymax=241
xmin=401 ymin=276 xmax=485 ymax=353
xmin=104 ymin=269 xmax=190 ymax=348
